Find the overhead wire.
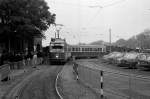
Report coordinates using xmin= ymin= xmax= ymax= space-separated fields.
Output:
xmin=86 ymin=7 xmax=103 ymax=28
xmin=103 ymin=0 xmax=126 ymax=8
xmin=50 ymin=0 xmax=92 ymax=8
xmin=85 ymin=0 xmax=126 ymax=29
xmin=50 ymin=0 xmax=127 ymax=40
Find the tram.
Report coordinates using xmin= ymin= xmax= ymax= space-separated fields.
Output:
xmin=67 ymin=44 xmax=106 ymax=59
xmin=49 ymin=38 xmax=71 ymax=64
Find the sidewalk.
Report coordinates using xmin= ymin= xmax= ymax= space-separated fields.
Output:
xmin=0 ymin=65 xmax=42 ymax=99
xmin=59 ymin=64 xmax=99 ymax=99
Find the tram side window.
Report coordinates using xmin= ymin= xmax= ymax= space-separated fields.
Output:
xmin=96 ymin=48 xmax=98 ymax=52
xmin=87 ymin=48 xmax=89 ymax=52
xmin=72 ymin=48 xmax=75 ymax=52
xmin=85 ymin=48 xmax=87 ymax=52
xmin=87 ymin=48 xmax=90 ymax=52
xmin=95 ymin=48 xmax=97 ymax=52
xmin=82 ymin=48 xmax=84 ymax=52
xmin=91 ymin=48 xmax=93 ymax=52
xmin=76 ymin=48 xmax=78 ymax=52
xmin=79 ymin=48 xmax=81 ymax=52
xmin=93 ymin=48 xmax=96 ymax=51
xmin=68 ymin=48 xmax=71 ymax=52
xmin=85 ymin=48 xmax=88 ymax=52
xmin=99 ymin=48 xmax=102 ymax=52
xmin=90 ymin=48 xmax=92 ymax=52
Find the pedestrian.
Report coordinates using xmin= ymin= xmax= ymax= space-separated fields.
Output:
xmin=0 ymin=50 xmax=5 ymax=66
xmin=37 ymin=51 xmax=43 ymax=65
xmin=32 ymin=52 xmax=37 ymax=68
xmin=24 ymin=52 xmax=28 ymax=66
xmin=27 ymin=52 xmax=32 ymax=66
xmin=73 ymin=63 xmax=79 ymax=80
xmin=43 ymin=51 xmax=48 ymax=65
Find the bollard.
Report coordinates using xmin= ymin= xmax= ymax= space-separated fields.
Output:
xmin=100 ymin=70 xmax=104 ymax=98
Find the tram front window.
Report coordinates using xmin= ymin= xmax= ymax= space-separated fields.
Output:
xmin=52 ymin=46 xmax=63 ymax=49
xmin=51 ymin=45 xmax=64 ymax=52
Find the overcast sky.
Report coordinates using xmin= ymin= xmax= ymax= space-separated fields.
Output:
xmin=42 ymin=0 xmax=150 ymax=46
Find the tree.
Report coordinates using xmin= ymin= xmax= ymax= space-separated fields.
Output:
xmin=114 ymin=29 xmax=150 ymax=50
xmin=136 ymin=29 xmax=150 ymax=49
xmin=113 ymin=38 xmax=126 ymax=47
xmin=125 ymin=36 xmax=138 ymax=49
xmin=0 ymin=0 xmax=55 ymax=51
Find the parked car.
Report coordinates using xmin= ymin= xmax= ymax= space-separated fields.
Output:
xmin=117 ymin=52 xmax=140 ymax=69
xmin=137 ymin=53 xmax=150 ymax=69
xmin=111 ymin=52 xmax=125 ymax=64
xmin=103 ymin=52 xmax=120 ymax=63
xmin=103 ymin=52 xmax=114 ymax=61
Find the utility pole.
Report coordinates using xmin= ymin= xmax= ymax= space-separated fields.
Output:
xmin=109 ymin=28 xmax=112 ymax=52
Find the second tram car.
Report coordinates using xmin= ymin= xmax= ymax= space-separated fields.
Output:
xmin=49 ymin=38 xmax=71 ymax=64
xmin=67 ymin=45 xmax=106 ymax=59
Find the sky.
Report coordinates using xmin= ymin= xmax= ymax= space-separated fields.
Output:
xmin=42 ymin=0 xmax=150 ymax=46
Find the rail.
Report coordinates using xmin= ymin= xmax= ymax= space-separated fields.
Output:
xmin=55 ymin=71 xmax=63 ymax=99
xmin=12 ymin=63 xmax=62 ymax=99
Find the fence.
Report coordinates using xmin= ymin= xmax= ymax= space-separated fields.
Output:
xmin=8 ymin=57 xmax=48 ymax=70
xmin=0 ymin=57 xmax=49 ymax=81
xmin=0 ymin=64 xmax=11 ymax=81
xmin=76 ymin=63 xmax=150 ymax=99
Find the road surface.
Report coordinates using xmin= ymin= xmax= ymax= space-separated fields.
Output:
xmin=76 ymin=59 xmax=150 ymax=99
xmin=3 ymin=65 xmax=63 ymax=99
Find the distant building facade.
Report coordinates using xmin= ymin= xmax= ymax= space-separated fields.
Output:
xmin=0 ymin=36 xmax=42 ymax=53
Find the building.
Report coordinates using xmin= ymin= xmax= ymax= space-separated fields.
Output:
xmin=0 ymin=36 xmax=42 ymax=54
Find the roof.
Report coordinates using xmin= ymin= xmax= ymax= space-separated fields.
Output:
xmin=69 ymin=44 xmax=106 ymax=48
xmin=50 ymin=38 xmax=66 ymax=43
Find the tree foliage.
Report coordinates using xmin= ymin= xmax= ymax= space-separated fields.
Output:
xmin=113 ymin=38 xmax=126 ymax=47
xmin=136 ymin=29 xmax=150 ymax=49
xmin=0 ymin=0 xmax=55 ymax=41
xmin=114 ymin=29 xmax=150 ymax=49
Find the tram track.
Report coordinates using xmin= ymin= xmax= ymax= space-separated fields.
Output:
xmin=3 ymin=65 xmax=64 ymax=99
xmin=55 ymin=69 xmax=63 ymax=99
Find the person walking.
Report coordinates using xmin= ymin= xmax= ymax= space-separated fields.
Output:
xmin=73 ymin=63 xmax=79 ymax=80
xmin=27 ymin=52 xmax=32 ymax=66
xmin=32 ymin=52 xmax=37 ymax=68
xmin=37 ymin=51 xmax=43 ymax=65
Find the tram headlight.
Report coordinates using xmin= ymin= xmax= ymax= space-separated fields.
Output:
xmin=56 ymin=55 xmax=59 ymax=58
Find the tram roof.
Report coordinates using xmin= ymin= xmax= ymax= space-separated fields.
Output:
xmin=50 ymin=38 xmax=66 ymax=43
xmin=69 ymin=44 xmax=106 ymax=48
